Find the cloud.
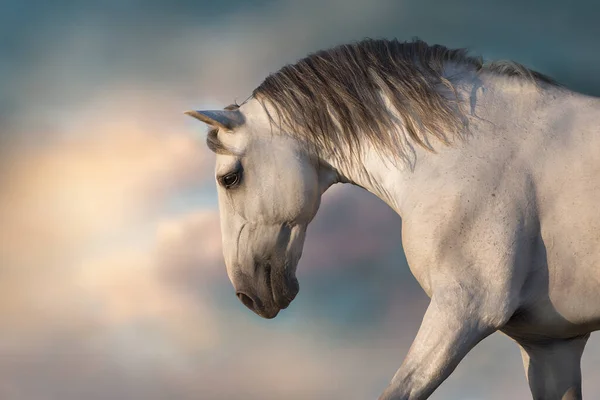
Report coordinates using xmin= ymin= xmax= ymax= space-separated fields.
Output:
xmin=2 ymin=0 xmax=600 ymax=399
xmin=0 ymin=84 xmax=213 ymax=358
xmin=155 ymin=210 xmax=224 ymax=285
xmin=2 ymin=88 xmax=207 ymax=246
xmin=302 ymin=184 xmax=401 ymax=272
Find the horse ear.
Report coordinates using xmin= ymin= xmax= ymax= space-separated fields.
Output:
xmin=184 ymin=109 xmax=245 ymax=131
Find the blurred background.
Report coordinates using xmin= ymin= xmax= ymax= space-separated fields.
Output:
xmin=2 ymin=0 xmax=600 ymax=399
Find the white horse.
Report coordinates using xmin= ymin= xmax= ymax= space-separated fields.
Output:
xmin=186 ymin=39 xmax=600 ymax=400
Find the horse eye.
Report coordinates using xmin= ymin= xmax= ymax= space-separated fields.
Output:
xmin=220 ymin=172 xmax=240 ymax=188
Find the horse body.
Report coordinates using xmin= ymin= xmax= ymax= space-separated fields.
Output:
xmin=330 ymin=75 xmax=600 ymax=399
xmin=397 ymin=81 xmax=600 ymax=337
xmin=529 ymin=93 xmax=600 ymax=333
xmin=186 ymin=39 xmax=600 ymax=399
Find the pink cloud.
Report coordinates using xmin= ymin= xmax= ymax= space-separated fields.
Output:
xmin=1 ymin=1 xmax=599 ymax=398
xmin=2 ymin=94 xmax=212 ymax=257
xmin=155 ymin=210 xmax=226 ymax=286
xmin=301 ymin=184 xmax=401 ymax=272
xmin=0 ymin=86 xmax=217 ymax=353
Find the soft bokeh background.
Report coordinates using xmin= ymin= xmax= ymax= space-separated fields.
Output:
xmin=2 ymin=1 xmax=600 ymax=399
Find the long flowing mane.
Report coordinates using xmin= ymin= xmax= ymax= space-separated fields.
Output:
xmin=251 ymin=38 xmax=558 ymax=162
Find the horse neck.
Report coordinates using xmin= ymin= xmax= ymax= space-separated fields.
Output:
xmin=322 ymin=138 xmax=415 ymax=216
xmin=320 ymin=73 xmax=555 ymax=217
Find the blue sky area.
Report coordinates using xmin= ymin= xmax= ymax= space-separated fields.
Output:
xmin=2 ymin=1 xmax=600 ymax=399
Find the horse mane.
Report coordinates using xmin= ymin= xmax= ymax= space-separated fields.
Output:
xmin=251 ymin=38 xmax=558 ymax=163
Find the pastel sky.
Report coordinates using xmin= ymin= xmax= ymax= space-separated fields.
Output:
xmin=2 ymin=1 xmax=600 ymax=399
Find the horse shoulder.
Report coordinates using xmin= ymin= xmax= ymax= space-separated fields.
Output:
xmin=401 ymin=159 xmax=539 ymax=326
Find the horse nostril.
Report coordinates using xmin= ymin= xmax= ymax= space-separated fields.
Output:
xmin=236 ymin=292 xmax=256 ymax=311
